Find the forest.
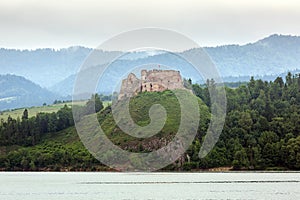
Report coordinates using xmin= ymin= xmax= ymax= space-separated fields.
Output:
xmin=187 ymin=72 xmax=300 ymax=170
xmin=0 ymin=73 xmax=300 ymax=171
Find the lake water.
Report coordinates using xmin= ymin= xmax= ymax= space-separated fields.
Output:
xmin=0 ymin=172 xmax=299 ymax=200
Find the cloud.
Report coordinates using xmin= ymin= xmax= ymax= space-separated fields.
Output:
xmin=0 ymin=0 xmax=300 ymax=49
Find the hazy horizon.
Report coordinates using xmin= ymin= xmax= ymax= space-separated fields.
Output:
xmin=1 ymin=0 xmax=300 ymax=49
xmin=0 ymin=33 xmax=298 ymax=51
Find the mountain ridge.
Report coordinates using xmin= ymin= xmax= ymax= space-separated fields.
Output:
xmin=0 ymin=74 xmax=58 ymax=110
xmin=1 ymin=34 xmax=300 ymax=97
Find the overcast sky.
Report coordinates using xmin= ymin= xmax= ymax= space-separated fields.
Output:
xmin=1 ymin=0 xmax=300 ymax=49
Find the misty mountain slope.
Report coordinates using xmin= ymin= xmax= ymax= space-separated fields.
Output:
xmin=0 ymin=74 xmax=58 ymax=110
xmin=0 ymin=47 xmax=122 ymax=87
xmin=204 ymin=34 xmax=300 ymax=76
xmin=1 ymin=34 xmax=300 ymax=97
xmin=0 ymin=47 xmax=91 ymax=87
xmin=51 ymin=34 xmax=300 ymax=96
xmin=49 ymin=74 xmax=76 ymax=97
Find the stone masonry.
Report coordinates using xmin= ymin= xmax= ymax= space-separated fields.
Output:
xmin=118 ymin=69 xmax=187 ymax=100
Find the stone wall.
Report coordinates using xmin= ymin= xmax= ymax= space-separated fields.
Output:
xmin=118 ymin=73 xmax=140 ymax=99
xmin=118 ymin=69 xmax=187 ymax=100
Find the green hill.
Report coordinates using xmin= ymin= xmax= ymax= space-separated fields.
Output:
xmin=0 ymin=74 xmax=59 ymax=110
xmin=98 ymin=90 xmax=210 ymax=152
xmin=0 ymin=90 xmax=210 ymax=171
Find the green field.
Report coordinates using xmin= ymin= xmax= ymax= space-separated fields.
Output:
xmin=0 ymin=101 xmax=111 ymax=121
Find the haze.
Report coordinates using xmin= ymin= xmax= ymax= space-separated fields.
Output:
xmin=1 ymin=0 xmax=300 ymax=49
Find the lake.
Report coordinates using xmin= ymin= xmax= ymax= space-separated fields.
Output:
xmin=0 ymin=172 xmax=299 ymax=200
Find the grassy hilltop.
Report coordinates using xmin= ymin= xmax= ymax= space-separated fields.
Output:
xmin=99 ymin=90 xmax=210 ymax=152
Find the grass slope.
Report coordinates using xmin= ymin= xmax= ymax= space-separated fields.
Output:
xmin=0 ymin=101 xmax=111 ymax=121
xmin=98 ymin=90 xmax=210 ymax=152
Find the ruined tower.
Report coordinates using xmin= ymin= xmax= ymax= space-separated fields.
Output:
xmin=118 ymin=69 xmax=188 ymax=100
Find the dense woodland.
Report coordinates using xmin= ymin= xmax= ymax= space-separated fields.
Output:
xmin=0 ymin=95 xmax=103 ymax=171
xmin=0 ymin=73 xmax=300 ymax=171
xmin=189 ymin=72 xmax=300 ymax=170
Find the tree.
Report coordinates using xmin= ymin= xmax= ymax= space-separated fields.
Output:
xmin=22 ymin=109 xmax=28 ymax=120
xmin=57 ymin=105 xmax=73 ymax=130
xmin=233 ymin=149 xmax=249 ymax=169
xmin=286 ymin=72 xmax=292 ymax=86
xmin=284 ymin=136 xmax=300 ymax=169
xmin=86 ymin=94 xmax=104 ymax=114
xmin=274 ymin=77 xmax=284 ymax=88
xmin=238 ymin=111 xmax=253 ymax=133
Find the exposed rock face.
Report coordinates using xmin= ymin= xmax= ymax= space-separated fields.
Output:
xmin=119 ymin=69 xmax=187 ymax=99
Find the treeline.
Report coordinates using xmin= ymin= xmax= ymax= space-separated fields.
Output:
xmin=183 ymin=72 xmax=300 ymax=170
xmin=0 ymin=94 xmax=103 ymax=147
xmin=0 ymin=95 xmax=106 ymax=171
xmin=0 ymin=105 xmax=74 ymax=146
xmin=53 ymin=93 xmax=111 ymax=105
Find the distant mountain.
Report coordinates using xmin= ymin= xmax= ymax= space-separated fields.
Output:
xmin=204 ymin=34 xmax=300 ymax=77
xmin=1 ymin=34 xmax=300 ymax=96
xmin=51 ymin=34 xmax=300 ymax=96
xmin=0 ymin=46 xmax=90 ymax=87
xmin=49 ymin=74 xmax=76 ymax=97
xmin=0 ymin=47 xmax=121 ymax=87
xmin=0 ymin=74 xmax=58 ymax=110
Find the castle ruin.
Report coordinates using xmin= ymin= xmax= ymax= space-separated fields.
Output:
xmin=118 ymin=69 xmax=187 ymax=100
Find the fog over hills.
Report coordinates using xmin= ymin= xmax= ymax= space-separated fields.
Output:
xmin=0 ymin=74 xmax=58 ymax=110
xmin=0 ymin=46 xmax=91 ymax=88
xmin=0 ymin=47 xmax=121 ymax=88
xmin=204 ymin=34 xmax=300 ymax=77
xmin=1 ymin=34 xmax=300 ymax=100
